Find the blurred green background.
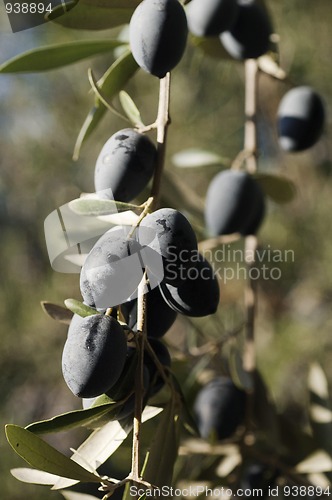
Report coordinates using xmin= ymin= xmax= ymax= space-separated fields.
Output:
xmin=0 ymin=1 xmax=332 ymax=498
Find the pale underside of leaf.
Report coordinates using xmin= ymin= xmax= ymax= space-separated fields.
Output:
xmin=310 ymin=404 xmax=332 ymax=424
xmin=295 ymin=450 xmax=332 ymax=474
xmin=309 ymin=363 xmax=330 ymax=399
xmin=172 ymin=148 xmax=228 ymax=169
xmin=97 ymin=211 xmax=140 ymax=226
xmin=11 ymin=468 xmax=60 ymax=485
xmin=69 ymin=198 xmax=142 ymax=217
xmin=215 ymin=450 xmax=242 ymax=477
xmin=53 ymin=406 xmax=162 ymax=490
xmin=61 ymin=491 xmax=101 ymax=500
xmin=119 ymin=90 xmax=145 ymax=128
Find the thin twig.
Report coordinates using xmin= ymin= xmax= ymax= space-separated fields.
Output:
xmin=244 ymin=59 xmax=259 ymax=175
xmin=128 ymin=73 xmax=172 ymax=486
xmin=130 ymin=273 xmax=147 ymax=482
xmin=88 ymin=68 xmax=130 ymax=123
xmin=150 ymin=73 xmax=171 ymax=210
xmin=243 ymin=60 xmax=259 ymax=433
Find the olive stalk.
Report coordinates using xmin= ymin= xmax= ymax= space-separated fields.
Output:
xmin=129 ymin=73 xmax=172 ymax=489
xmin=243 ymin=59 xmax=259 ymax=432
xmin=151 ymin=72 xmax=171 ymax=209
xmin=130 ymin=273 xmax=147 ymax=483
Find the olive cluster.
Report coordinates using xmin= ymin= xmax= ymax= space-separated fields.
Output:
xmin=62 ymin=0 xmax=325 ymax=442
xmin=62 ymin=117 xmax=220 ymax=416
xmin=187 ymin=0 xmax=273 ymax=60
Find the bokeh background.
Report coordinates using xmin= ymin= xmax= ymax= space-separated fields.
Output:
xmin=0 ymin=0 xmax=332 ymax=498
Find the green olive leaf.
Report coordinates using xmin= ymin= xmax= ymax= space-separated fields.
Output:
xmin=229 ymin=344 xmax=254 ymax=392
xmin=52 ymin=406 xmax=162 ymax=490
xmin=48 ymin=0 xmax=140 ymax=30
xmin=143 ymin=399 xmax=181 ymax=487
xmin=0 ymin=41 xmax=126 ymax=73
xmin=25 ymin=401 xmax=122 ymax=434
xmin=41 ymin=301 xmax=73 ymax=325
xmin=171 ymin=375 xmax=199 ymax=436
xmin=172 ymin=148 xmax=229 ymax=169
xmin=64 ymin=299 xmax=99 ymax=318
xmin=119 ymin=90 xmax=145 ymax=127
xmin=5 ymin=425 xmax=101 ymax=483
xmin=68 ymin=198 xmax=143 ymax=216
xmin=254 ymin=173 xmax=296 ymax=204
xmin=73 ymin=50 xmax=138 ymax=160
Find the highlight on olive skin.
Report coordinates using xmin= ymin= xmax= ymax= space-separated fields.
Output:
xmin=159 ymin=253 xmax=220 ymax=317
xmin=220 ymin=0 xmax=272 ymax=60
xmin=186 ymin=0 xmax=239 ymax=37
xmin=80 ymin=227 xmax=143 ymax=309
xmin=205 ymin=170 xmax=265 ymax=237
xmin=138 ymin=207 xmax=198 ymax=285
xmin=277 ymin=86 xmax=325 ymax=152
xmin=94 ymin=128 xmax=157 ymax=203
xmin=62 ymin=314 xmax=127 ymax=399
xmin=129 ymin=0 xmax=188 ymax=78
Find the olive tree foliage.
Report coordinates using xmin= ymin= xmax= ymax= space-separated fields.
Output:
xmin=1 ymin=1 xmax=332 ymax=499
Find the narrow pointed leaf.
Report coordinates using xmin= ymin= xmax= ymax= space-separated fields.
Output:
xmin=171 ymin=375 xmax=199 ymax=435
xmin=69 ymin=198 xmax=142 ymax=216
xmin=255 ymin=173 xmax=296 ymax=204
xmin=53 ymin=406 xmax=162 ymax=490
xmin=258 ymin=54 xmax=287 ymax=80
xmin=11 ymin=468 xmax=60 ymax=485
xmin=229 ymin=345 xmax=254 ymax=391
xmin=143 ymin=400 xmax=181 ymax=487
xmin=296 ymin=451 xmax=332 ymax=474
xmin=119 ymin=91 xmax=145 ymax=127
xmin=308 ymin=364 xmax=332 ymax=456
xmin=0 ymin=41 xmax=125 ymax=73
xmin=41 ymin=301 xmax=73 ymax=325
xmin=49 ymin=0 xmax=140 ymax=30
xmin=61 ymin=492 xmax=101 ymax=500
xmin=64 ymin=299 xmax=99 ymax=318
xmin=172 ymin=149 xmax=228 ymax=169
xmin=25 ymin=401 xmax=121 ymax=435
xmin=97 ymin=210 xmax=140 ymax=226
xmin=73 ymin=50 xmax=138 ymax=159
xmin=5 ymin=425 xmax=100 ymax=483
